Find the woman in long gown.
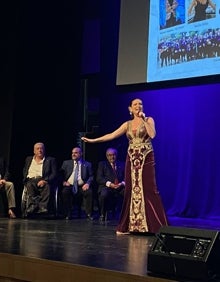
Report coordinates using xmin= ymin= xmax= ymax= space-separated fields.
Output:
xmin=81 ymin=98 xmax=168 ymax=234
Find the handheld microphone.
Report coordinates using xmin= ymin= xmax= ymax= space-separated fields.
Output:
xmin=138 ymin=111 xmax=146 ymax=119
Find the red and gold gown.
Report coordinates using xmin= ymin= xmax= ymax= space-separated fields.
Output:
xmin=116 ymin=121 xmax=168 ymax=234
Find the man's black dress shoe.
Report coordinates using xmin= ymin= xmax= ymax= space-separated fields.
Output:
xmin=26 ymin=205 xmax=36 ymax=215
xmin=99 ymin=215 xmax=105 ymax=222
xmin=87 ymin=214 xmax=93 ymax=221
xmin=37 ymin=207 xmax=48 ymax=214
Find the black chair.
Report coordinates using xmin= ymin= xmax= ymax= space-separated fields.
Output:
xmin=21 ymin=185 xmax=59 ymax=218
xmin=0 ymin=189 xmax=8 ymax=217
xmin=98 ymin=187 xmax=124 ymax=222
xmin=104 ymin=192 xmax=123 ymax=221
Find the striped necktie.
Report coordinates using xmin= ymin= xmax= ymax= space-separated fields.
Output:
xmin=72 ymin=161 xmax=79 ymax=194
xmin=112 ymin=163 xmax=118 ymax=184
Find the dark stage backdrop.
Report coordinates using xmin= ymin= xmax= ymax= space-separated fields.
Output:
xmin=139 ymin=84 xmax=220 ymax=219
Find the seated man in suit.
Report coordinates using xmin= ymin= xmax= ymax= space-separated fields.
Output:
xmin=0 ymin=156 xmax=16 ymax=218
xmin=60 ymin=147 xmax=94 ymax=220
xmin=96 ymin=148 xmax=125 ymax=222
xmin=23 ymin=142 xmax=57 ymax=217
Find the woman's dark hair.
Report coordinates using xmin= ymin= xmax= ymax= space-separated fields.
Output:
xmin=129 ymin=99 xmax=136 ymax=119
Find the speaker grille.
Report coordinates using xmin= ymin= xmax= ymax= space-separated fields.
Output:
xmin=148 ymin=226 xmax=220 ymax=280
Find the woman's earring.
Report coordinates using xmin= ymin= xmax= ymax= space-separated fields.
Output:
xmin=130 ymin=112 xmax=132 ymax=116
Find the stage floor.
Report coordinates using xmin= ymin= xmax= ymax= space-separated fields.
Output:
xmin=1 ymin=215 xmax=220 ymax=282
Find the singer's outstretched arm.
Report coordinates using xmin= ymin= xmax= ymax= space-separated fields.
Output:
xmin=81 ymin=122 xmax=127 ymax=143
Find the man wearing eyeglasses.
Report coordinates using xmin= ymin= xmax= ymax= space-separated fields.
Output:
xmin=96 ymin=148 xmax=125 ymax=222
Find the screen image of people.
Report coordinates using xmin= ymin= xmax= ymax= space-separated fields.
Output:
xmin=160 ymin=0 xmax=185 ymax=30
xmin=148 ymin=0 xmax=219 ymax=83
xmin=188 ymin=0 xmax=216 ymax=23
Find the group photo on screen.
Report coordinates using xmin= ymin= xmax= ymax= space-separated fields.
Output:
xmin=158 ymin=27 xmax=220 ymax=68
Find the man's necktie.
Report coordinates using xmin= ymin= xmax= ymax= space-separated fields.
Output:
xmin=72 ymin=161 xmax=79 ymax=194
xmin=112 ymin=163 xmax=118 ymax=184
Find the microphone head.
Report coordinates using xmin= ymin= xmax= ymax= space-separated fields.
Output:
xmin=138 ymin=111 xmax=145 ymax=118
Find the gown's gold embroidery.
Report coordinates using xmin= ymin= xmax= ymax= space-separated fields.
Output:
xmin=126 ymin=121 xmax=153 ymax=232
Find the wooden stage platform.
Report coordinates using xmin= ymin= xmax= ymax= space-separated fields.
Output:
xmin=1 ymin=215 xmax=220 ymax=282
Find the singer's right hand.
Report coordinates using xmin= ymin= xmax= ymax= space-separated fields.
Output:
xmin=81 ymin=137 xmax=89 ymax=142
xmin=81 ymin=137 xmax=94 ymax=143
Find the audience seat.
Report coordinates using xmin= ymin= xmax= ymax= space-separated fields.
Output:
xmin=21 ymin=185 xmax=59 ymax=218
xmin=0 ymin=189 xmax=8 ymax=217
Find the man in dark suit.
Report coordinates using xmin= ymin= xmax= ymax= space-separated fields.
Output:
xmin=23 ymin=142 xmax=57 ymax=216
xmin=0 ymin=156 xmax=16 ymax=218
xmin=96 ymin=148 xmax=125 ymax=222
xmin=60 ymin=147 xmax=94 ymax=220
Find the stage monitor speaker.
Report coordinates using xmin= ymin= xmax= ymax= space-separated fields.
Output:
xmin=148 ymin=226 xmax=220 ymax=281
